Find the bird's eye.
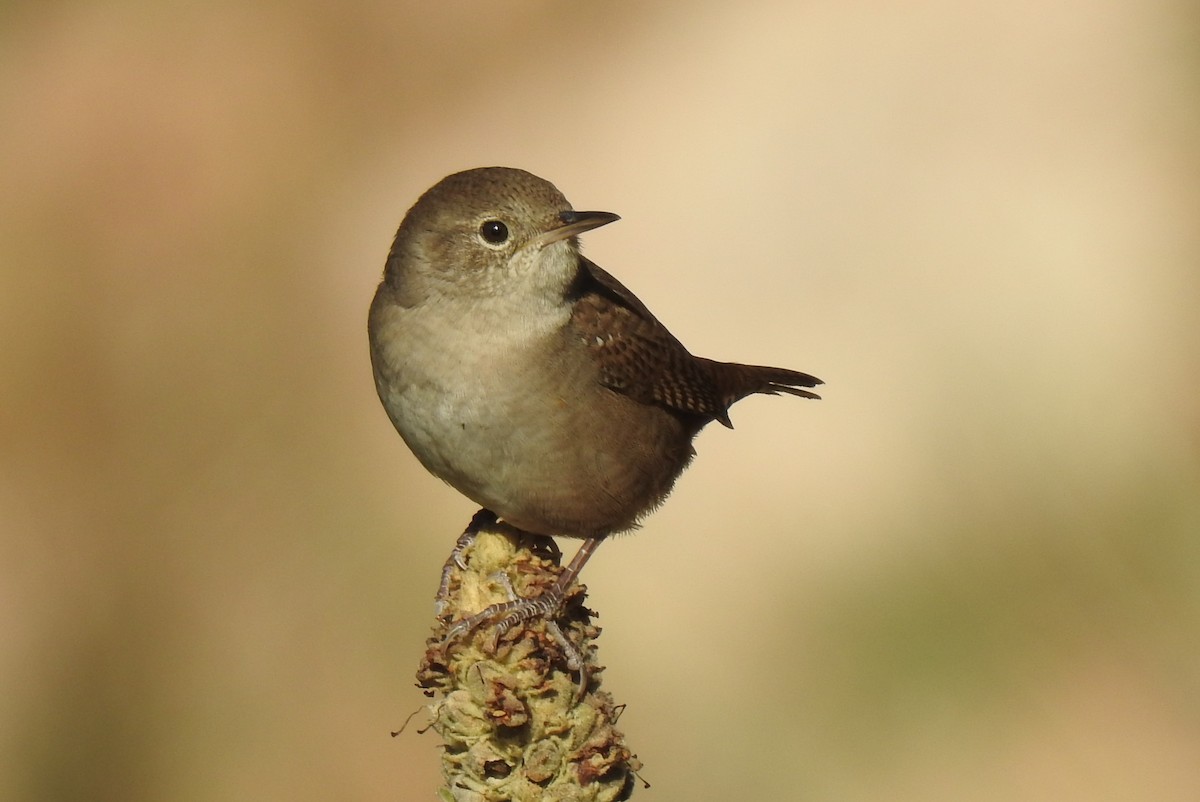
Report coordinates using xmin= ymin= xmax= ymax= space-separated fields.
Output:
xmin=479 ymin=220 xmax=509 ymax=245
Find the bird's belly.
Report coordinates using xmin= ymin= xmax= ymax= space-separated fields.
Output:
xmin=386 ymin=348 xmax=692 ymax=539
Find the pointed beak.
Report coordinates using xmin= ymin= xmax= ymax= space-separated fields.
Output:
xmin=538 ymin=210 xmax=620 ymax=246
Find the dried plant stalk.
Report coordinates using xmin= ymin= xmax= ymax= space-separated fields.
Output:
xmin=416 ymin=525 xmax=640 ymax=801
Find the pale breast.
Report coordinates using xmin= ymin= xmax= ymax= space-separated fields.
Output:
xmin=371 ymin=290 xmax=695 ymax=538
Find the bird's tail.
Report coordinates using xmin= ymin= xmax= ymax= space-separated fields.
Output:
xmin=701 ymin=358 xmax=822 ymax=428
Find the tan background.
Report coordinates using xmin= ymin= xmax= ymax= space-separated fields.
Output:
xmin=3 ymin=2 xmax=1198 ymax=799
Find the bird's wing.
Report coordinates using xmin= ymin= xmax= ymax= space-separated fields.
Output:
xmin=568 ymin=258 xmax=735 ymax=426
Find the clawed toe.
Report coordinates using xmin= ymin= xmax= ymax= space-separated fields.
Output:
xmin=443 ymin=580 xmax=591 ymax=701
xmin=434 ymin=509 xmax=498 ymax=618
xmin=436 ymin=528 xmax=600 ymax=700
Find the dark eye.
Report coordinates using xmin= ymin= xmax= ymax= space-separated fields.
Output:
xmin=479 ymin=220 xmax=509 ymax=245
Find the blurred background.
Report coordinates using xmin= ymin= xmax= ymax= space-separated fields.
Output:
xmin=2 ymin=1 xmax=1198 ymax=799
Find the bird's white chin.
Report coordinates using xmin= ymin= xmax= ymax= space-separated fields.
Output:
xmin=513 ymin=239 xmax=579 ymax=297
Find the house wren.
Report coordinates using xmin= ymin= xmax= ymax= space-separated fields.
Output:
xmin=368 ymin=167 xmax=821 ymax=629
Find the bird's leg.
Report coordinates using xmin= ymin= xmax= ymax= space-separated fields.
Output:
xmin=442 ymin=536 xmax=604 ymax=684
xmin=490 ymin=570 xmax=590 ymax=700
xmin=434 ymin=508 xmax=498 ymax=618
xmin=493 ymin=537 xmax=602 ymax=635
xmin=446 ymin=535 xmax=604 ymax=696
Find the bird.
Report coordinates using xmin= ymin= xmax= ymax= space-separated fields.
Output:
xmin=368 ymin=166 xmax=821 ymax=636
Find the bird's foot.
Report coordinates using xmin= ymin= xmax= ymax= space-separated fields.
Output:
xmin=444 ymin=570 xmax=572 ymax=640
xmin=435 ymin=526 xmax=593 ymax=700
xmin=445 ymin=570 xmax=592 ymax=701
xmin=434 ymin=508 xmax=498 ymax=618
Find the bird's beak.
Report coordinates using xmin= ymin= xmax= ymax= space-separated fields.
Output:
xmin=538 ymin=210 xmax=620 ymax=247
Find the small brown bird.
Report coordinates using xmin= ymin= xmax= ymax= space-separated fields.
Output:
xmin=368 ymin=167 xmax=821 ymax=629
